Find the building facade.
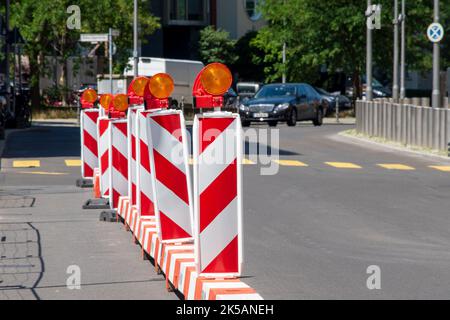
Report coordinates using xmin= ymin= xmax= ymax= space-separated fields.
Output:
xmin=143 ymin=0 xmax=264 ymax=60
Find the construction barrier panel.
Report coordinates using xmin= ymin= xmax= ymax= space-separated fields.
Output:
xmin=192 ymin=112 xmax=243 ymax=278
xmin=136 ymin=110 xmax=157 ymax=217
xmin=146 ymin=109 xmax=194 ymax=243
xmin=109 ymin=119 xmax=128 ymax=210
xmin=80 ymin=109 xmax=100 ymax=179
xmin=127 ymin=105 xmax=144 ymax=206
xmin=97 ymin=117 xmax=111 ymax=198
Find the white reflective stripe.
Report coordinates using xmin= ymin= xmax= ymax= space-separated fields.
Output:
xmin=203 ymin=282 xmax=249 ymax=300
xmin=112 ymin=125 xmax=128 ymax=156
xmin=143 ymin=227 xmax=157 ymax=249
xmin=178 ymin=261 xmax=196 ymax=291
xmin=198 ymin=122 xmax=237 ymax=194
xmin=140 ymin=167 xmax=154 ymax=202
xmin=162 ymin=245 xmax=194 ymax=273
xmin=216 ymin=294 xmax=264 ymax=300
xmin=150 ymin=233 xmax=159 ymax=258
xmin=112 ymin=167 xmax=128 ymax=196
xmin=168 ymin=253 xmax=195 ymax=284
xmin=83 ymin=146 xmax=98 ymax=170
xmin=155 ymin=179 xmax=192 ymax=236
xmin=101 ymin=168 xmax=110 ymax=194
xmin=83 ymin=111 xmax=98 ymax=138
xmin=149 ymin=117 xmax=186 ymax=174
xmin=200 ymin=197 xmax=238 ymax=270
xmin=131 ymin=158 xmax=137 ymax=183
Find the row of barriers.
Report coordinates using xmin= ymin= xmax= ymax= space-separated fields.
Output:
xmin=78 ymin=63 xmax=263 ymax=300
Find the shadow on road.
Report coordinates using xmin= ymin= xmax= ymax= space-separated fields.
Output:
xmin=2 ymin=124 xmax=81 ymax=159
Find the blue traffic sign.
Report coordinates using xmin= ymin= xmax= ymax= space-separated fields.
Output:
xmin=427 ymin=23 xmax=444 ymax=43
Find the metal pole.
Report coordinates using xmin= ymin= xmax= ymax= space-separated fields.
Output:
xmin=5 ymin=0 xmax=11 ymax=114
xmin=393 ymin=0 xmax=399 ymax=102
xmin=432 ymin=0 xmax=441 ymax=108
xmin=335 ymin=97 xmax=340 ymax=123
xmin=109 ymin=28 xmax=113 ymax=94
xmin=400 ymin=0 xmax=406 ymax=99
xmin=282 ymin=0 xmax=287 ymax=84
xmin=133 ymin=0 xmax=139 ymax=77
xmin=366 ymin=0 xmax=373 ymax=101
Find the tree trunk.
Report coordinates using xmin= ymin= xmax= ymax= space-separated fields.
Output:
xmin=353 ymin=69 xmax=361 ymax=100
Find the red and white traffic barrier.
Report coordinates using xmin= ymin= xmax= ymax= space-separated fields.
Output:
xmin=136 ymin=109 xmax=157 ymax=217
xmin=127 ymin=106 xmax=144 ymax=206
xmin=97 ymin=117 xmax=111 ymax=198
xmin=193 ymin=113 xmax=243 ymax=278
xmin=80 ymin=109 xmax=99 ymax=179
xmin=146 ymin=109 xmax=194 ymax=243
xmin=109 ymin=119 xmax=128 ymax=210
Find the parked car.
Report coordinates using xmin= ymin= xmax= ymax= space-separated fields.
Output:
xmin=345 ymin=75 xmax=391 ymax=99
xmin=239 ymin=83 xmax=327 ymax=127
xmin=236 ymin=82 xmax=262 ymax=101
xmin=314 ymin=87 xmax=352 ymax=114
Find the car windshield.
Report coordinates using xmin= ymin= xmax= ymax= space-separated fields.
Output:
xmin=315 ymin=87 xmax=330 ymax=95
xmin=255 ymin=85 xmax=296 ymax=98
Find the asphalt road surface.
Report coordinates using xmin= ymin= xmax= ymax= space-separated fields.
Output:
xmin=1 ymin=119 xmax=450 ymax=300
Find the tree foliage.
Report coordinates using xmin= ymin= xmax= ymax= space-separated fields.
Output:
xmin=198 ymin=26 xmax=237 ymax=66
xmin=253 ymin=0 xmax=449 ymax=90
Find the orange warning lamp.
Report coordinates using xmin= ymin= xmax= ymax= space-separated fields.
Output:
xmin=99 ymin=94 xmax=114 ymax=110
xmin=81 ymin=88 xmax=98 ymax=109
xmin=128 ymin=77 xmax=150 ymax=105
xmin=192 ymin=63 xmax=232 ymax=109
xmin=113 ymin=94 xmax=129 ymax=113
xmin=145 ymin=73 xmax=174 ymax=109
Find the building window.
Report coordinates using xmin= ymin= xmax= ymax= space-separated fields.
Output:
xmin=244 ymin=0 xmax=262 ymax=22
xmin=168 ymin=0 xmax=207 ymax=25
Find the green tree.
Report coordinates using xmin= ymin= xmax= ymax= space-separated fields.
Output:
xmin=10 ymin=0 xmax=160 ymax=106
xmin=253 ymin=0 xmax=449 ymax=97
xmin=233 ymin=31 xmax=266 ymax=82
xmin=198 ymin=26 xmax=237 ymax=66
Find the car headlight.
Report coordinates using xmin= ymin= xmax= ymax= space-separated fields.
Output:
xmin=275 ymin=103 xmax=290 ymax=111
xmin=373 ymin=90 xmax=386 ymax=97
xmin=239 ymin=104 xmax=249 ymax=112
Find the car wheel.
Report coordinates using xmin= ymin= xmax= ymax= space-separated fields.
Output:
xmin=241 ymin=120 xmax=251 ymax=127
xmin=313 ymin=108 xmax=323 ymax=127
xmin=268 ymin=121 xmax=278 ymax=127
xmin=287 ymin=108 xmax=297 ymax=127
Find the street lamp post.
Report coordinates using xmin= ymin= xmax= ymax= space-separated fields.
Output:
xmin=133 ymin=0 xmax=139 ymax=78
xmin=109 ymin=28 xmax=113 ymax=94
xmin=366 ymin=0 xmax=373 ymax=101
xmin=393 ymin=0 xmax=399 ymax=102
xmin=400 ymin=0 xmax=406 ymax=99
xmin=432 ymin=0 xmax=441 ymax=108
xmin=282 ymin=0 xmax=287 ymax=84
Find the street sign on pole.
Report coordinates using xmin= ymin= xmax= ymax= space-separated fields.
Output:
xmin=80 ymin=33 xmax=108 ymax=43
xmin=427 ymin=22 xmax=444 ymax=43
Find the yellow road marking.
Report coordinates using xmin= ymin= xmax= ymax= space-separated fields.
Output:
xmin=274 ymin=160 xmax=308 ymax=167
xmin=65 ymin=159 xmax=82 ymax=167
xmin=243 ymin=158 xmax=256 ymax=165
xmin=429 ymin=165 xmax=450 ymax=172
xmin=13 ymin=160 xmax=40 ymax=168
xmin=18 ymin=171 xmax=68 ymax=176
xmin=378 ymin=164 xmax=415 ymax=171
xmin=325 ymin=162 xmax=362 ymax=169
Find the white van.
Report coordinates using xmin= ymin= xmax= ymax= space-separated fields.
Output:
xmin=124 ymin=57 xmax=204 ymax=106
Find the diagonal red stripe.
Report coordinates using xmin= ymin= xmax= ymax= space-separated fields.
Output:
xmin=84 ymin=163 xmax=94 ymax=178
xmin=140 ymin=140 xmax=151 ymax=173
xmin=83 ymin=130 xmax=98 ymax=157
xmin=85 ymin=110 xmax=99 ymax=124
xmin=199 ymin=118 xmax=234 ymax=154
xmin=140 ymin=191 xmax=154 ymax=216
xmin=151 ymin=114 xmax=182 ymax=142
xmin=199 ymin=159 xmax=237 ymax=233
xmin=99 ymin=119 xmax=109 ymax=136
xmin=131 ymin=183 xmax=137 ymax=206
xmin=112 ymin=146 xmax=128 ymax=179
xmin=114 ymin=122 xmax=128 ymax=136
xmin=101 ymin=152 xmax=109 ymax=174
xmin=202 ymin=236 xmax=238 ymax=274
xmin=112 ymin=189 xmax=121 ymax=209
xmin=153 ymin=150 xmax=189 ymax=204
xmin=159 ymin=211 xmax=191 ymax=241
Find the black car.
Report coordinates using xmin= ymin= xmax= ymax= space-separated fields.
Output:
xmin=239 ymin=83 xmax=327 ymax=127
xmin=314 ymin=87 xmax=352 ymax=114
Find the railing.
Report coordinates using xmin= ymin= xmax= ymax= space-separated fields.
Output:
xmin=356 ymin=99 xmax=450 ymax=153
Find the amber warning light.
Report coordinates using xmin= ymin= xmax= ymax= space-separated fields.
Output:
xmin=192 ymin=63 xmax=232 ymax=109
